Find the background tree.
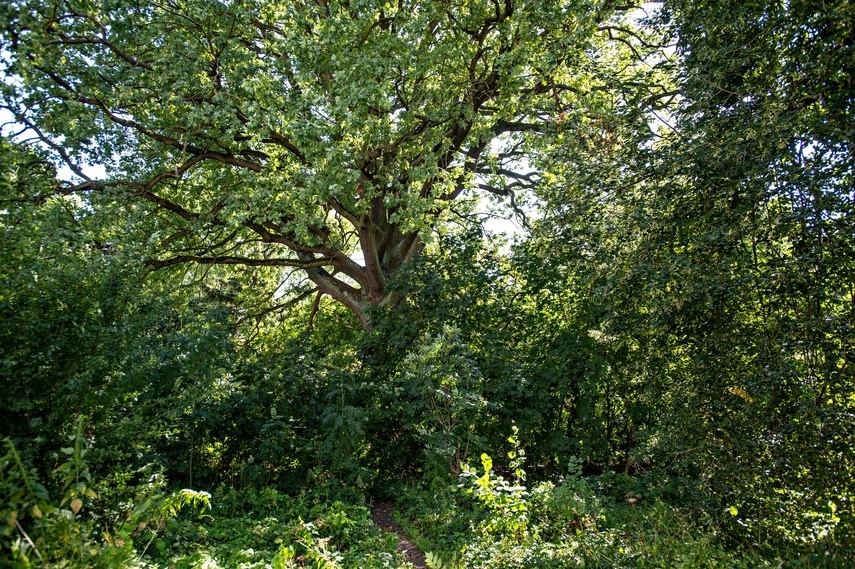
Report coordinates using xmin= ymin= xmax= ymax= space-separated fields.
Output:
xmin=533 ymin=0 xmax=855 ymax=547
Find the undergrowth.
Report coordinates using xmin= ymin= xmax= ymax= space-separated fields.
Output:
xmin=1 ymin=432 xmax=409 ymax=568
xmin=3 ymin=429 xmax=850 ymax=568
xmin=389 ymin=437 xmax=849 ymax=569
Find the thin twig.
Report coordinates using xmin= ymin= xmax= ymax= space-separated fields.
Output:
xmin=15 ymin=519 xmax=44 ymax=562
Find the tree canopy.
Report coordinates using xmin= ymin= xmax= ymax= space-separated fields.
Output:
xmin=1 ymin=0 xmax=666 ymax=327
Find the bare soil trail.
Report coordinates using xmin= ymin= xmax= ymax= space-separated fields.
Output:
xmin=369 ymin=501 xmax=427 ymax=569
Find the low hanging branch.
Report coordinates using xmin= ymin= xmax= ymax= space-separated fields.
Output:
xmin=147 ymin=255 xmax=335 ymax=269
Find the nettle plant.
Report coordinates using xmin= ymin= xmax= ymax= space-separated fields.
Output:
xmin=458 ymin=425 xmax=529 ymax=540
xmin=1 ymin=419 xmax=211 ymax=566
xmin=1 ymin=419 xmax=105 ymax=564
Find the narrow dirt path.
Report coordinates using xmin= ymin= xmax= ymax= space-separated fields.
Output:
xmin=369 ymin=501 xmax=427 ymax=569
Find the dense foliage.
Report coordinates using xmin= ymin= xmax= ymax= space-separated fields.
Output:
xmin=1 ymin=0 xmax=852 ymax=567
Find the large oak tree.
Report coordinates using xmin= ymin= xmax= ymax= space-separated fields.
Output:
xmin=1 ymin=0 xmax=661 ymax=327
